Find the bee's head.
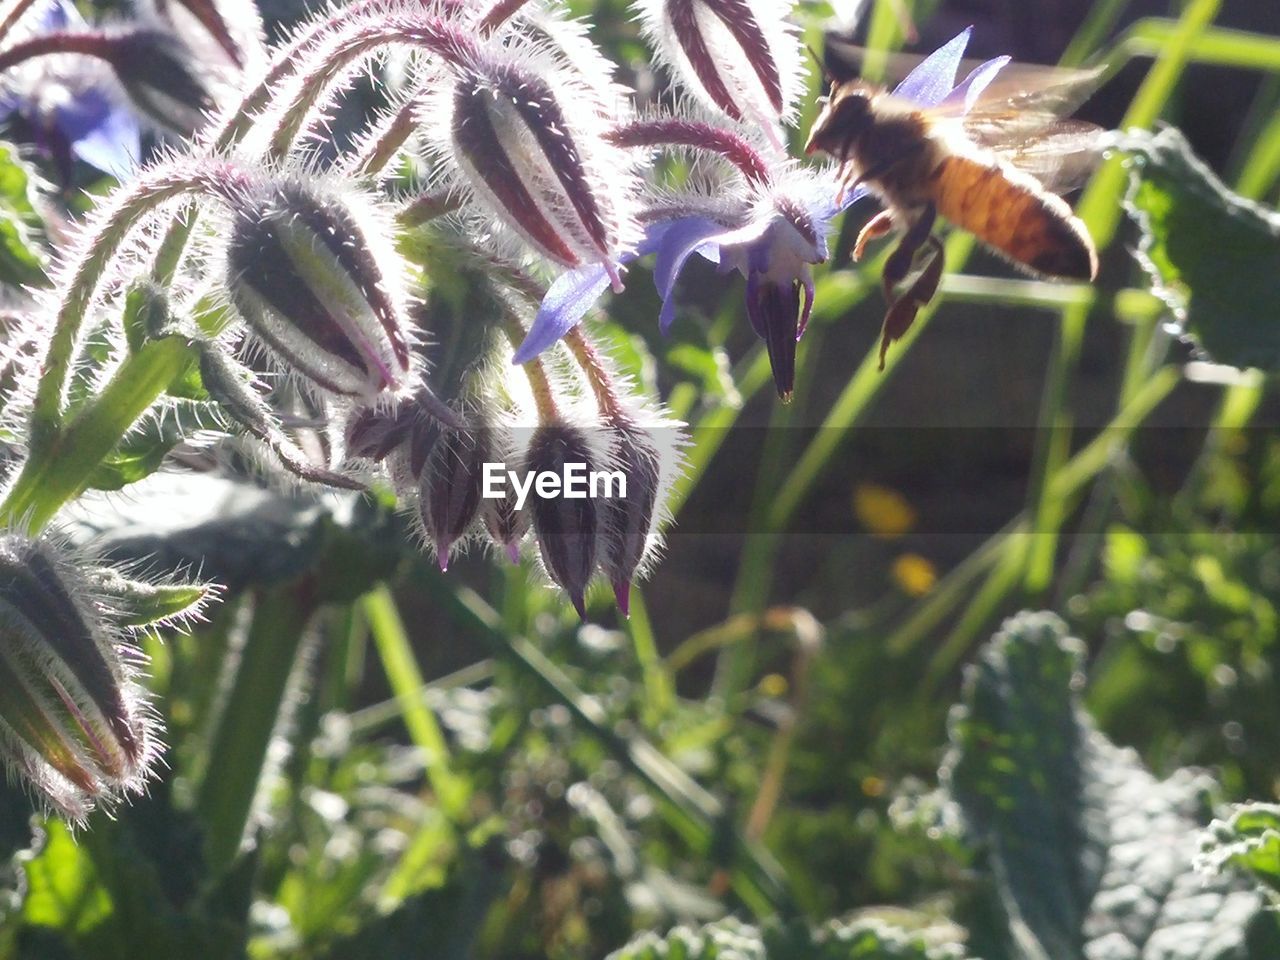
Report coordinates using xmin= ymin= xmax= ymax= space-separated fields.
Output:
xmin=804 ymin=83 xmax=876 ymax=158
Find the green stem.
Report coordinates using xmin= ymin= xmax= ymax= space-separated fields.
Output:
xmin=0 ymin=336 xmax=193 ymax=531
xmin=25 ymin=163 xmax=227 ymax=451
xmin=361 ymin=585 xmax=470 ymax=824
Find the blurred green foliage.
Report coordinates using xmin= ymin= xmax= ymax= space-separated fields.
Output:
xmin=2 ymin=0 xmax=1280 ymax=957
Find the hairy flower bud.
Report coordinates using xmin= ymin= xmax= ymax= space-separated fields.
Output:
xmin=446 ymin=53 xmax=636 ymax=281
xmin=103 ymin=28 xmax=217 ymax=136
xmin=0 ymin=535 xmax=156 ymax=819
xmin=636 ymin=0 xmax=802 ymax=133
xmin=482 ymin=426 xmax=528 ymax=563
xmin=421 ymin=423 xmax=490 ymax=570
xmin=226 ymin=180 xmax=413 ymax=400
xmin=345 ymin=404 xmax=415 ymax=462
xmin=525 ymin=422 xmax=600 ymax=618
xmin=599 ymin=422 xmax=662 ymax=617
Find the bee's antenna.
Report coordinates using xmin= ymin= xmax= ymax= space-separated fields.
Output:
xmin=806 ymin=43 xmax=834 ymax=86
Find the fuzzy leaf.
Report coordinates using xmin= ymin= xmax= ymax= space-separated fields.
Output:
xmin=608 ymin=916 xmax=972 ymax=960
xmin=1199 ymin=804 xmax=1280 ymax=900
xmin=943 ymin=611 xmax=1278 ymax=960
xmin=89 ymin=569 xmax=212 ymax=628
xmin=66 ymin=471 xmax=395 ymax=595
xmin=1123 ymin=128 xmax=1280 ymax=371
xmin=0 ymin=143 xmax=48 ymax=288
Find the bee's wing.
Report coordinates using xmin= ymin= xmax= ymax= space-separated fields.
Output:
xmin=933 ymin=62 xmax=1108 ymax=193
xmin=964 ymin=117 xmax=1106 ymax=193
xmin=949 ymin=61 xmax=1106 ymax=120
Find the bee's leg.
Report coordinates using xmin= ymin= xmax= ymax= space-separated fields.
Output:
xmin=878 ymin=220 xmax=944 ymax=371
xmin=853 ymin=210 xmax=895 ymax=261
xmin=908 ymin=234 xmax=946 ymax=305
xmin=881 ymin=203 xmax=936 ymax=302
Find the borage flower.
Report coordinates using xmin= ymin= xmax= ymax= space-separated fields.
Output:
xmin=515 ymin=167 xmax=854 ymax=401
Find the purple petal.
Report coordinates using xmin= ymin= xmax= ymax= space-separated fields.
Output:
xmin=798 ymin=270 xmax=815 ymax=339
xmin=513 ymin=224 xmax=675 ymax=363
xmin=744 ymin=269 xmax=766 ymax=339
xmin=654 ymin=216 xmax=777 ymax=333
xmin=941 ymin=56 xmax=1011 ymax=113
xmin=514 ymin=262 xmax=614 ymax=364
xmin=893 ymin=26 xmax=971 ymax=107
xmin=653 ymin=217 xmax=731 ymax=333
xmin=55 ymin=88 xmax=140 ymax=176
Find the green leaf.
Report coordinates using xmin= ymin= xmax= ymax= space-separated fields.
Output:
xmin=21 ymin=823 xmax=113 ymax=936
xmin=608 ymin=917 xmax=973 ymax=960
xmin=1123 ymin=127 xmax=1280 ymax=370
xmin=0 ymin=142 xmax=49 ymax=288
xmin=943 ymin=611 xmax=1278 ymax=960
xmin=1199 ymin=803 xmax=1280 ymax=899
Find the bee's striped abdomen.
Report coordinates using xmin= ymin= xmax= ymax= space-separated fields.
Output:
xmin=931 ymin=155 xmax=1097 ymax=281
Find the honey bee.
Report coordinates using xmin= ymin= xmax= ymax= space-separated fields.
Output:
xmin=805 ymin=41 xmax=1103 ymax=366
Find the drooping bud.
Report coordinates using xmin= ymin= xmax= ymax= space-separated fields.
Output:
xmin=226 ymin=179 xmax=414 ymax=400
xmin=446 ymin=52 xmax=637 ymax=281
xmin=524 ymin=422 xmax=600 ymax=618
xmin=0 ymin=534 xmax=157 ymax=819
xmin=598 ymin=421 xmax=662 ymax=617
xmin=345 ymin=404 xmax=416 ymax=463
xmin=102 ymin=28 xmax=217 ymax=136
xmin=482 ymin=426 xmax=528 ymax=563
xmin=421 ymin=422 xmax=490 ymax=571
xmin=635 ymin=0 xmax=803 ymax=133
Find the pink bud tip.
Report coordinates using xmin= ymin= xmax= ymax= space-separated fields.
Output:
xmin=505 ymin=541 xmax=522 ymax=565
xmin=612 ymin=580 xmax=631 ymax=619
xmin=437 ymin=545 xmax=451 ymax=572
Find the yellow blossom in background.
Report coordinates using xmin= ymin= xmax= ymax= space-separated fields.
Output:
xmin=853 ymin=483 xmax=917 ymax=539
xmin=892 ymin=553 xmax=937 ymax=597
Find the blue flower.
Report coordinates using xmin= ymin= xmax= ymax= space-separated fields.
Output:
xmin=515 ymin=170 xmax=848 ymax=399
xmin=0 ymin=0 xmax=140 ymax=181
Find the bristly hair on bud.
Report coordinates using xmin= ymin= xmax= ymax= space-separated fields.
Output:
xmin=0 ymin=532 xmax=163 ymax=821
xmin=633 ymin=0 xmax=806 ymax=141
xmin=420 ymin=416 xmax=491 ymax=571
xmin=598 ymin=418 xmax=665 ymax=618
xmin=482 ymin=421 xmax=528 ymax=564
xmin=524 ymin=420 xmax=603 ymax=618
xmin=426 ymin=38 xmax=642 ymax=285
xmin=223 ymin=174 xmax=417 ymax=402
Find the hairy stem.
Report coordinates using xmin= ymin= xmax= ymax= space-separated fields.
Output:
xmin=606 ymin=118 xmax=771 ymax=184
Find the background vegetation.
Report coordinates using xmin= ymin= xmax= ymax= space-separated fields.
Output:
xmin=2 ymin=0 xmax=1280 ymax=957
